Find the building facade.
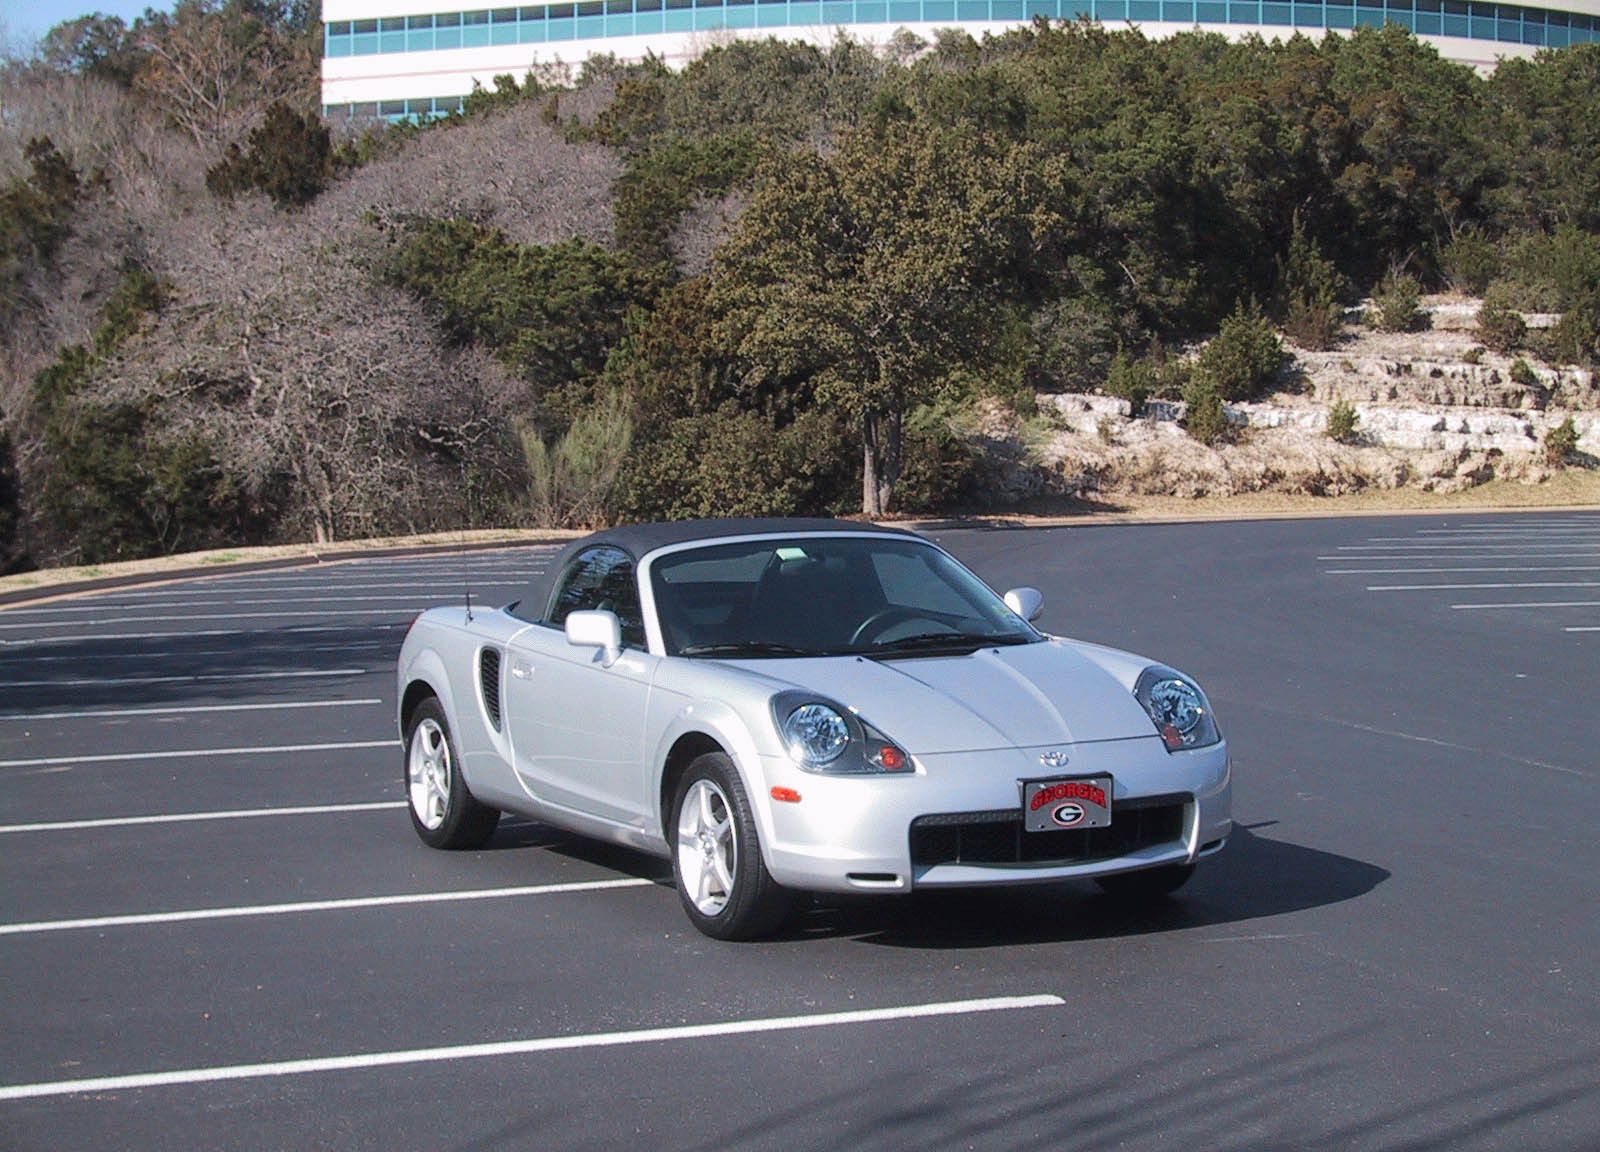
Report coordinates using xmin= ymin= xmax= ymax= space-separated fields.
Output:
xmin=322 ymin=0 xmax=1600 ymax=120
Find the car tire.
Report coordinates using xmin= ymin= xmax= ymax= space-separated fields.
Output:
xmin=405 ymin=696 xmax=500 ymax=850
xmin=671 ymin=752 xmax=792 ymax=941
xmin=1094 ymin=862 xmax=1195 ymax=901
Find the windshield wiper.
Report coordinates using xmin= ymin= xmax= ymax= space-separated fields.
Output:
xmin=867 ymin=631 xmax=1033 ymax=656
xmin=679 ymin=642 xmax=823 ymax=658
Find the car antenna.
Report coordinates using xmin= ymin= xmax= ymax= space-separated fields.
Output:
xmin=465 ymin=580 xmax=474 ymax=623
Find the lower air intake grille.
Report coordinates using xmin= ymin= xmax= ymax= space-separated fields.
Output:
xmin=479 ymin=647 xmax=502 ymax=732
xmin=910 ymin=794 xmax=1188 ymax=868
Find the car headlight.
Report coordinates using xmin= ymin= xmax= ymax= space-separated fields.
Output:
xmin=771 ymin=692 xmax=911 ymax=775
xmin=1134 ymin=665 xmax=1221 ymax=752
xmin=782 ymin=703 xmax=850 ymax=766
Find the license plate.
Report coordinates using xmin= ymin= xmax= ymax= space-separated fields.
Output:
xmin=1022 ymin=776 xmax=1113 ymax=831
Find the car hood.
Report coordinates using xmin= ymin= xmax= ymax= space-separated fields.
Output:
xmin=728 ymin=639 xmax=1159 ymax=753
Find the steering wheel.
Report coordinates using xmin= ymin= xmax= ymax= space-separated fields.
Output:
xmin=849 ymin=606 xmax=951 ymax=646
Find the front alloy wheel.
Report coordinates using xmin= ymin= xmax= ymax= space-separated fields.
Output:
xmin=404 ymin=697 xmax=499 ymax=850
xmin=670 ymin=752 xmax=791 ymax=940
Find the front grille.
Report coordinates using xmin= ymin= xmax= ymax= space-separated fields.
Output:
xmin=478 ymin=647 xmax=502 ymax=732
xmin=909 ymin=794 xmax=1188 ymax=868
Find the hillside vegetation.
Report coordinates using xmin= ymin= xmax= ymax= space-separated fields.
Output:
xmin=3 ymin=3 xmax=1599 ymax=568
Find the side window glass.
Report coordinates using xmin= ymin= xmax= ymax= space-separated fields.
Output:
xmin=547 ymin=546 xmax=646 ymax=649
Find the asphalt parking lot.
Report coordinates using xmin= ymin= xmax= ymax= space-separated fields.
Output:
xmin=1 ymin=512 xmax=1596 ymax=1151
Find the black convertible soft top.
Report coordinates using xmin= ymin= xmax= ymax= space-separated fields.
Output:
xmin=515 ymin=518 xmax=919 ymax=622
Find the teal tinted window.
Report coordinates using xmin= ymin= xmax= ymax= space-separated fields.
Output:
xmin=1196 ymin=2 xmax=1226 ymax=18
xmin=1293 ymin=1 xmax=1320 ymax=25
xmin=1261 ymin=1 xmax=1291 ymax=21
xmin=1327 ymin=3 xmax=1353 ymax=24
xmin=1128 ymin=0 xmax=1160 ymax=17
xmin=1164 ymin=0 xmax=1195 ymax=18
xmin=958 ymin=0 xmax=992 ymax=18
xmin=993 ymin=0 xmax=1025 ymax=17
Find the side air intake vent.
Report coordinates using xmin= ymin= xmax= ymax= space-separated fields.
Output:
xmin=479 ymin=647 xmax=503 ymax=732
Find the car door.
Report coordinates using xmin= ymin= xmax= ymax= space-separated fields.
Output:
xmin=504 ymin=546 xmax=657 ymax=828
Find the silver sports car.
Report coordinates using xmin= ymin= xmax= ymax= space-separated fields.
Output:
xmin=397 ymin=519 xmax=1232 ymax=939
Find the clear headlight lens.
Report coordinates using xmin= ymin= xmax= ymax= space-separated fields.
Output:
xmin=1134 ymin=665 xmax=1221 ymax=751
xmin=771 ymin=693 xmax=911 ymax=774
xmin=782 ymin=703 xmax=850 ymax=766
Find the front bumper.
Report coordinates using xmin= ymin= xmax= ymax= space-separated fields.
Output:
xmin=757 ymin=736 xmax=1231 ymax=894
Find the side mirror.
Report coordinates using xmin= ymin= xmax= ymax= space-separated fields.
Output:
xmin=1004 ymin=587 xmax=1045 ymax=623
xmin=565 ymin=610 xmax=622 ymax=667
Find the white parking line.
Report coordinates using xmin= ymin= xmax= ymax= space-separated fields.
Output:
xmin=1453 ymin=601 xmax=1600 ymax=610
xmin=1326 ymin=566 xmax=1600 ymax=575
xmin=2 ymin=668 xmax=370 ymax=689
xmin=0 ymin=609 xmax=416 ymax=631
xmin=0 ymin=642 xmax=391 ymax=665
xmin=1336 ymin=544 xmax=1600 ymax=551
xmin=1368 ymin=581 xmax=1600 ymax=592
xmin=2 ymin=595 xmax=456 ymax=617
xmin=0 ymin=624 xmax=407 ymax=648
xmin=1567 ymin=627 xmax=1600 ymax=632
xmin=0 ymin=877 xmax=654 ymax=936
xmin=0 ymin=800 xmax=403 ymax=835
xmin=106 ymin=580 xmax=534 ymax=599
xmin=0 ymin=699 xmax=383 ymax=723
xmin=0 ymin=994 xmax=1063 ymax=1101
xmin=0 ymin=739 xmax=395 ymax=770
xmin=1318 ymin=554 xmax=1600 ymax=562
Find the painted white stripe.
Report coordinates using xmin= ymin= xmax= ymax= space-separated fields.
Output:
xmin=1368 ymin=581 xmax=1600 ymax=592
xmin=1 ymin=667 xmax=369 ymax=689
xmin=2 ymin=594 xmax=448 ymax=617
xmin=1325 ymin=566 xmax=1600 ymax=574
xmin=0 ymin=877 xmax=652 ymax=937
xmin=1566 ymin=627 xmax=1600 ymax=632
xmin=1336 ymin=544 xmax=1600 ymax=551
xmin=110 ymin=580 xmax=534 ymax=599
xmin=1452 ymin=601 xmax=1600 ymax=610
xmin=0 ymin=624 xmax=408 ymax=648
xmin=1318 ymin=554 xmax=1600 ymax=562
xmin=0 ymin=800 xmax=403 ymax=835
xmin=0 ymin=739 xmax=395 ymax=770
xmin=0 ymin=698 xmax=383 ymax=723
xmin=0 ymin=609 xmax=414 ymax=631
xmin=0 ymin=994 xmax=1063 ymax=1101
xmin=1 ymin=642 xmax=390 ymax=665
xmin=1410 ymin=528 xmax=1600 ymax=536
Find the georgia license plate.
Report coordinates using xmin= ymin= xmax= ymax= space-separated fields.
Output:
xmin=1022 ymin=776 xmax=1113 ymax=831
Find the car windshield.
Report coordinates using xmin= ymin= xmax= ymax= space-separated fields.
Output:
xmin=649 ymin=536 xmax=1040 ymax=659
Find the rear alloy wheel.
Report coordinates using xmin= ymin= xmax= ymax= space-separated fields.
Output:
xmin=671 ymin=752 xmax=791 ymax=940
xmin=1094 ymin=862 xmax=1195 ymax=901
xmin=405 ymin=697 xmax=499 ymax=849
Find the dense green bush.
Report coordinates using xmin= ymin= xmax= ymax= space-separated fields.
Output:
xmin=1543 ymin=294 xmax=1600 ymax=367
xmin=612 ymin=133 xmax=760 ymax=267
xmin=1326 ymin=398 xmax=1360 ymax=443
xmin=1544 ymin=416 xmax=1579 ymax=466
xmin=1182 ymin=377 xmax=1229 ymax=446
xmin=1193 ymin=299 xmax=1284 ymax=402
xmin=1369 ymin=269 xmax=1425 ymax=333
xmin=382 ymin=218 xmax=651 ymax=428
xmin=1103 ymin=348 xmax=1157 ymax=414
xmin=1477 ymin=282 xmax=1527 ymax=353
xmin=616 ymin=405 xmax=854 ymax=520
xmin=1441 ymin=227 xmax=1500 ymax=295
xmin=206 ymin=102 xmax=333 ymax=209
xmin=1277 ymin=219 xmax=1345 ymax=350
xmin=0 ymin=416 xmax=20 ymax=572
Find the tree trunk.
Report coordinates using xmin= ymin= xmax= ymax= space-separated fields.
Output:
xmin=861 ymin=409 xmax=902 ymax=517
